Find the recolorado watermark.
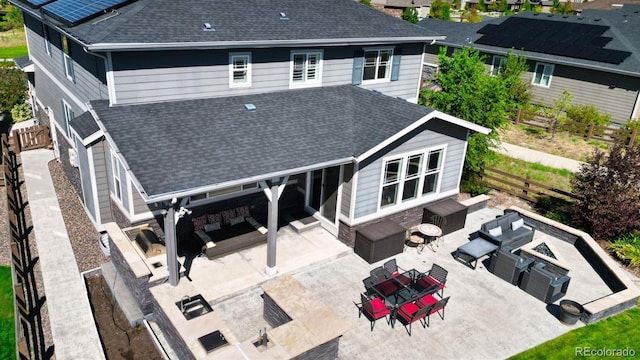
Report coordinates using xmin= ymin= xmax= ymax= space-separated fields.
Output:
xmin=575 ymin=347 xmax=636 ymax=357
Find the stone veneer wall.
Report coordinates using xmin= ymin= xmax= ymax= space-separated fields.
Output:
xmin=151 ymin=298 xmax=196 ymax=360
xmin=291 ymin=338 xmax=340 ymax=360
xmin=110 ymin=199 xmax=133 ymax=228
xmin=511 ymin=206 xmax=640 ymax=324
xmin=109 ymin=236 xmax=155 ymax=315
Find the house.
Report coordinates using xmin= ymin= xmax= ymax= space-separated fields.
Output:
xmin=418 ymin=5 xmax=640 ymax=125
xmin=11 ymin=0 xmax=490 ymax=299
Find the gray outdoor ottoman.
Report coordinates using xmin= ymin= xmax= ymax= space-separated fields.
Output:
xmin=454 ymin=238 xmax=499 ymax=269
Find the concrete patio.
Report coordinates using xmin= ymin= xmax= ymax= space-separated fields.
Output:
xmin=136 ymin=205 xmax=637 ymax=359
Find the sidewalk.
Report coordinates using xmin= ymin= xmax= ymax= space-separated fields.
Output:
xmin=496 ymin=142 xmax=584 ymax=172
xmin=21 ymin=149 xmax=105 ymax=360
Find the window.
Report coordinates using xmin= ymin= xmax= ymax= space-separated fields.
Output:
xmin=62 ymin=100 xmax=74 ymax=138
xmin=62 ymin=36 xmax=74 ymax=81
xmin=229 ymin=53 xmax=251 ymax=87
xmin=490 ymin=56 xmax=505 ymax=77
xmin=363 ymin=49 xmax=393 ymax=81
xmin=43 ymin=25 xmax=51 ymax=56
xmin=380 ymin=148 xmax=444 ymax=208
xmin=532 ymin=63 xmax=554 ymax=87
xmin=111 ymin=153 xmax=122 ymax=201
xmin=290 ymin=51 xmax=322 ymax=87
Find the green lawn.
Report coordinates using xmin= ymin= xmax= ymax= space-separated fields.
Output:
xmin=485 ymin=152 xmax=574 ymax=194
xmin=0 ymin=45 xmax=28 ymax=59
xmin=0 ymin=266 xmax=15 ymax=360
xmin=510 ymin=307 xmax=640 ymax=359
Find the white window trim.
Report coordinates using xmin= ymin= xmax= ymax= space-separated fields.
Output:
xmin=532 ymin=62 xmax=554 ymax=88
xmin=289 ymin=50 xmax=323 ymax=89
xmin=62 ymin=99 xmax=74 ymax=138
xmin=377 ymin=145 xmax=446 ymax=211
xmin=229 ymin=52 xmax=251 ymax=88
xmin=111 ymin=151 xmax=123 ymax=203
xmin=362 ymin=47 xmax=394 ymax=84
xmin=490 ymin=55 xmax=505 ymax=77
xmin=43 ymin=25 xmax=51 ymax=57
xmin=62 ymin=37 xmax=74 ymax=82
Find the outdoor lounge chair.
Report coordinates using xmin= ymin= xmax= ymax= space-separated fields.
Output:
xmin=488 ymin=248 xmax=535 ymax=286
xmin=415 ymin=263 xmax=448 ymax=298
xmin=396 ymin=301 xmax=432 ymax=336
xmin=355 ymin=293 xmax=391 ymax=331
xmin=417 ymin=295 xmax=450 ymax=327
xmin=519 ymin=263 xmax=571 ymax=304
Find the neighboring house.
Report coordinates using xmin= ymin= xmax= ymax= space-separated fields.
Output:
xmin=572 ymin=0 xmax=640 ymax=13
xmin=418 ymin=5 xmax=640 ymax=125
xmin=10 ymin=0 xmax=490 ymax=292
xmin=372 ymin=0 xmax=433 ymax=18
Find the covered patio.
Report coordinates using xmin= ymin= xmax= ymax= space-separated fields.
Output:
xmin=120 ymin=204 xmax=639 ymax=359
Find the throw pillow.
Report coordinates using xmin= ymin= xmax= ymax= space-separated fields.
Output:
xmin=488 ymin=226 xmax=502 ymax=237
xmin=511 ymin=218 xmax=524 ymax=231
xmin=204 ymin=222 xmax=221 ymax=232
xmin=192 ymin=215 xmax=207 ymax=230
xmin=230 ymin=216 xmax=245 ymax=226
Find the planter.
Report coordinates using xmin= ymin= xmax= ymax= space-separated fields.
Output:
xmin=558 ymin=299 xmax=584 ymax=325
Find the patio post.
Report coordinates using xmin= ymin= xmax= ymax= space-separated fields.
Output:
xmin=260 ymin=176 xmax=289 ymax=276
xmin=164 ymin=203 xmax=179 ymax=286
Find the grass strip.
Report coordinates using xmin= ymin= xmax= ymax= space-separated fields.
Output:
xmin=0 ymin=266 xmax=15 ymax=360
xmin=510 ymin=307 xmax=640 ymax=359
xmin=0 ymin=45 xmax=28 ymax=59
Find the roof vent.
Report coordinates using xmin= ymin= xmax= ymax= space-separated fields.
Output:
xmin=279 ymin=12 xmax=289 ymax=20
xmin=244 ymin=103 xmax=256 ymax=111
xmin=203 ymin=23 xmax=214 ymax=31
xmin=594 ymin=17 xmax=601 ymax=21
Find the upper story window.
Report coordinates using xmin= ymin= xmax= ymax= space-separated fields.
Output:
xmin=490 ymin=55 xmax=505 ymax=77
xmin=290 ymin=51 xmax=322 ymax=88
xmin=111 ymin=152 xmax=122 ymax=201
xmin=532 ymin=62 xmax=554 ymax=87
xmin=62 ymin=100 xmax=74 ymax=138
xmin=380 ymin=147 xmax=444 ymax=209
xmin=62 ymin=36 xmax=74 ymax=82
xmin=229 ymin=53 xmax=251 ymax=87
xmin=363 ymin=49 xmax=393 ymax=82
xmin=43 ymin=25 xmax=51 ymax=57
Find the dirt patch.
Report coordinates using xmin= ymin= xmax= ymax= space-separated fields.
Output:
xmin=85 ymin=274 xmax=162 ymax=360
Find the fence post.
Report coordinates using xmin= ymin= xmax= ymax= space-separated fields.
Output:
xmin=11 ymin=131 xmax=21 ymax=155
xmin=515 ymin=109 xmax=521 ymax=124
xmin=630 ymin=129 xmax=637 ymax=148
xmin=586 ymin=124 xmax=595 ymax=141
xmin=523 ymin=177 xmax=530 ymax=198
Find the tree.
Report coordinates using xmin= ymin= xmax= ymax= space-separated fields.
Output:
xmin=401 ymin=7 xmax=419 ymax=24
xmin=0 ymin=63 xmax=28 ymax=121
xmin=478 ymin=0 xmax=486 ymax=11
xmin=522 ymin=0 xmax=532 ymax=11
xmin=498 ymin=0 xmax=509 ymax=12
xmin=1 ymin=6 xmax=23 ymax=31
xmin=499 ymin=51 xmax=531 ymax=110
xmin=430 ymin=0 xmax=451 ymax=20
xmin=359 ymin=0 xmax=372 ymax=7
xmin=419 ymin=47 xmax=529 ymax=193
xmin=571 ymin=143 xmax=640 ymax=241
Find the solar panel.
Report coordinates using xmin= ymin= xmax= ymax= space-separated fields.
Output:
xmin=43 ymin=0 xmax=134 ymax=26
xmin=23 ymin=0 xmax=56 ymax=8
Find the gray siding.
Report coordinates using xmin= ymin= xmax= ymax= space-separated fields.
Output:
xmin=111 ymin=43 xmax=424 ymax=105
xmin=105 ymin=143 xmax=130 ymax=214
xmin=34 ymin=66 xmax=77 ymax=141
xmin=525 ymin=62 xmax=639 ymax=125
xmin=24 ymin=13 xmax=108 ymax=106
xmin=423 ymin=45 xmax=440 ymax=65
xmin=91 ymin=140 xmax=113 ymax=224
xmin=132 ymin=186 xmax=151 ymax=216
xmin=340 ymin=163 xmax=354 ymax=217
xmin=75 ymin=136 xmax=96 ymax=221
xmin=353 ymin=119 xmax=467 ymax=219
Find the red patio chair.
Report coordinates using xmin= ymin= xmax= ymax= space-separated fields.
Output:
xmin=396 ymin=301 xmax=432 ymax=336
xmin=355 ymin=293 xmax=391 ymax=331
xmin=417 ymin=295 xmax=450 ymax=327
xmin=382 ymin=259 xmax=411 ymax=286
xmin=416 ymin=263 xmax=448 ymax=298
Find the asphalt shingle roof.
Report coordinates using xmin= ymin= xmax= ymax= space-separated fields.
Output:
xmin=71 ymin=111 xmax=100 ymax=140
xmin=91 ymin=85 xmax=437 ymax=200
xmin=417 ymin=5 xmax=640 ymax=75
xmin=14 ymin=0 xmax=441 ymax=47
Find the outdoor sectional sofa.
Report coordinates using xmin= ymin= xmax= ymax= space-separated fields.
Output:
xmin=191 ymin=207 xmax=267 ymax=260
xmin=479 ymin=211 xmax=536 ymax=250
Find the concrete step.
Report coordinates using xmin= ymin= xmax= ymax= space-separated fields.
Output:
xmin=286 ymin=215 xmax=320 ymax=233
xmin=101 ymin=261 xmax=145 ymax=327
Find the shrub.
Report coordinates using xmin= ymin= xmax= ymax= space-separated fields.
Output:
xmin=565 ymin=104 xmax=611 ymax=127
xmin=10 ymin=102 xmax=32 ymax=123
xmin=401 ymin=7 xmax=419 ymax=23
xmin=608 ymin=232 xmax=640 ymax=267
xmin=571 ymin=143 xmax=640 ymax=240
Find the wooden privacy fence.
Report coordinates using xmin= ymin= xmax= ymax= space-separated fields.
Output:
xmin=511 ymin=109 xmax=638 ymax=148
xmin=482 ymin=167 xmax=577 ymax=204
xmin=2 ymin=133 xmax=49 ymax=360
xmin=12 ymin=124 xmax=52 ymax=154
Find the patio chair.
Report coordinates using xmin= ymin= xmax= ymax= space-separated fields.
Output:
xmin=488 ymin=248 xmax=535 ymax=286
xmin=416 ymin=295 xmax=450 ymax=327
xmin=428 ymin=214 xmax=447 ymax=248
xmin=519 ymin=263 xmax=571 ymax=304
xmin=370 ymin=266 xmax=388 ymax=282
xmin=405 ymin=225 xmax=426 ymax=253
xmin=415 ymin=263 xmax=448 ymax=298
xmin=396 ymin=301 xmax=432 ymax=336
xmin=383 ymin=259 xmax=411 ymax=285
xmin=362 ymin=276 xmax=376 ymax=296
xmin=354 ymin=293 xmax=391 ymax=331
